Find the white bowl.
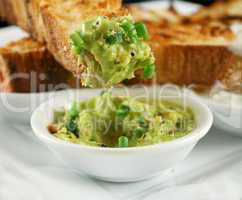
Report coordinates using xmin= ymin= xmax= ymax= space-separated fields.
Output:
xmin=31 ymin=88 xmax=213 ymax=182
xmin=198 ymin=91 xmax=242 ymax=136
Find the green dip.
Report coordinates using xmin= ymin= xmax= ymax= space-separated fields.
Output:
xmin=70 ymin=15 xmax=155 ymax=88
xmin=48 ymin=92 xmax=196 ymax=148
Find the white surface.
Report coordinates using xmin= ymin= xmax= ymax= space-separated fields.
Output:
xmin=0 ymin=121 xmax=114 ymax=200
xmin=0 ymin=26 xmax=28 ymax=47
xmin=31 ymin=88 xmax=213 ymax=182
xmin=229 ymin=23 xmax=242 ymax=56
xmin=137 ymin=0 xmax=201 ymax=15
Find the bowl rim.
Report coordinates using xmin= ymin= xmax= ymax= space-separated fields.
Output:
xmin=31 ymin=88 xmax=213 ymax=152
xmin=185 ymin=89 xmax=242 ymax=110
xmin=199 ymin=93 xmax=242 ymax=110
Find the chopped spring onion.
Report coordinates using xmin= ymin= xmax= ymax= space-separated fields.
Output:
xmin=66 ymin=120 xmax=79 ymax=137
xmin=135 ymin=22 xmax=149 ymax=40
xmin=70 ymin=31 xmax=84 ymax=54
xmin=138 ymin=116 xmax=148 ymax=128
xmin=68 ymin=102 xmax=79 ymax=119
xmin=105 ymin=32 xmax=123 ymax=45
xmin=143 ymin=64 xmax=155 ymax=80
xmin=121 ymin=22 xmax=138 ymax=42
xmin=116 ymin=105 xmax=130 ymax=118
xmin=118 ymin=136 xmax=129 ymax=147
xmin=134 ymin=127 xmax=146 ymax=138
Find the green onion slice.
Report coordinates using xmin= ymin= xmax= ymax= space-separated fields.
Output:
xmin=121 ymin=21 xmax=138 ymax=42
xmin=135 ymin=22 xmax=149 ymax=40
xmin=134 ymin=127 xmax=146 ymax=138
xmin=105 ymin=32 xmax=123 ymax=45
xmin=68 ymin=101 xmax=79 ymax=119
xmin=143 ymin=64 xmax=155 ymax=80
xmin=118 ymin=136 xmax=129 ymax=148
xmin=116 ymin=105 xmax=130 ymax=118
xmin=66 ymin=120 xmax=79 ymax=137
xmin=138 ymin=116 xmax=148 ymax=128
xmin=70 ymin=31 xmax=84 ymax=54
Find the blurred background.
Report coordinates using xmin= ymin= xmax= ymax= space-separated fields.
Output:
xmin=0 ymin=0 xmax=216 ymax=27
xmin=124 ymin=0 xmax=215 ymax=5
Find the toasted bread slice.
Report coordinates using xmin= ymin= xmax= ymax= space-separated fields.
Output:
xmin=128 ymin=4 xmax=242 ymax=93
xmin=39 ymin=1 xmax=122 ymax=73
xmin=127 ymin=4 xmax=183 ymax=25
xmin=190 ymin=0 xmax=242 ymax=22
xmin=0 ymin=38 xmax=78 ymax=93
xmin=151 ymin=42 xmax=242 ymax=93
xmin=0 ymin=0 xmax=122 ymax=42
xmin=0 ymin=0 xmax=32 ymax=37
xmin=1 ymin=0 xmax=140 ymax=87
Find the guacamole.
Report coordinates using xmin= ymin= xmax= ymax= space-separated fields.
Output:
xmin=48 ymin=92 xmax=195 ymax=148
xmin=70 ymin=15 xmax=155 ymax=88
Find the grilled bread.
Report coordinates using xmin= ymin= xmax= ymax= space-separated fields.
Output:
xmin=127 ymin=4 xmax=183 ymax=25
xmin=0 ymin=0 xmax=122 ymax=42
xmin=0 ymin=0 xmax=31 ymax=37
xmin=127 ymin=3 xmax=242 ymax=93
xmin=0 ymin=0 xmax=123 ymax=89
xmin=190 ymin=0 xmax=242 ymax=22
xmin=0 ymin=38 xmax=78 ymax=93
xmin=40 ymin=0 xmax=126 ymax=78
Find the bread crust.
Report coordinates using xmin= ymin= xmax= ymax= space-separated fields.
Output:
xmin=152 ymin=43 xmax=242 ymax=93
xmin=127 ymin=42 xmax=242 ymax=93
xmin=40 ymin=0 xmax=126 ymax=74
xmin=0 ymin=38 xmax=76 ymax=93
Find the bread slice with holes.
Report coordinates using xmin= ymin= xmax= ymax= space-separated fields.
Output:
xmin=0 ymin=38 xmax=77 ymax=93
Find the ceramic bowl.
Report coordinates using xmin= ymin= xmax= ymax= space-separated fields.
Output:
xmin=31 ymin=88 xmax=213 ymax=182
